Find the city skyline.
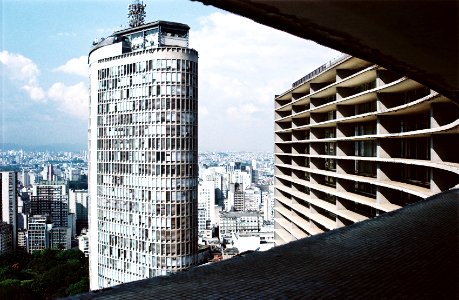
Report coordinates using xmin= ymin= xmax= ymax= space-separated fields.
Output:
xmin=0 ymin=0 xmax=340 ymax=152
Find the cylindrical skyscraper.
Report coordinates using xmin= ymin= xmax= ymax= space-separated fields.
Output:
xmin=88 ymin=20 xmax=198 ymax=290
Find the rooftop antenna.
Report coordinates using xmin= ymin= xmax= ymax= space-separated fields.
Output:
xmin=128 ymin=0 xmax=146 ymax=28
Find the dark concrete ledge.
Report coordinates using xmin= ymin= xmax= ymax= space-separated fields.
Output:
xmin=193 ymin=0 xmax=459 ymax=103
xmin=69 ymin=188 xmax=458 ymax=299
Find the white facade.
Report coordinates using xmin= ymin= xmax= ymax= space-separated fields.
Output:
xmin=69 ymin=189 xmax=89 ymax=234
xmin=1 ymin=171 xmax=18 ymax=249
xmin=219 ymin=211 xmax=263 ymax=239
xmin=78 ymin=230 xmax=90 ymax=257
xmin=262 ymin=186 xmax=275 ymax=222
xmin=198 ymin=180 xmax=216 ymax=229
xmin=21 ymin=170 xmax=30 ymax=187
xmin=244 ymin=186 xmax=261 ymax=211
xmin=27 ymin=215 xmax=51 ymax=253
xmin=88 ymin=21 xmax=199 ymax=290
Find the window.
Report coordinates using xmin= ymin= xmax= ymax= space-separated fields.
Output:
xmin=325 ymin=142 xmax=336 ymax=155
xmin=354 ymin=140 xmax=376 ymax=157
xmin=327 ymin=110 xmax=336 ymax=121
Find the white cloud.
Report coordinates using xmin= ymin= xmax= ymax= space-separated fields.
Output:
xmin=22 ymin=85 xmax=46 ymax=101
xmin=1 ymin=51 xmax=88 ymax=120
xmin=226 ymin=104 xmax=261 ymax=119
xmin=47 ymin=82 xmax=88 ymax=120
xmin=56 ymin=32 xmax=76 ymax=37
xmin=54 ymin=56 xmax=88 ymax=77
xmin=191 ymin=12 xmax=341 ymax=151
xmin=0 ymin=50 xmax=46 ymax=102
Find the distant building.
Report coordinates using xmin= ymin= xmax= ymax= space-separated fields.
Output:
xmin=219 ymin=211 xmax=262 ymax=239
xmin=262 ymin=187 xmax=275 ymax=222
xmin=1 ymin=171 xmax=18 ymax=249
xmin=198 ymin=208 xmax=207 ymax=234
xmin=21 ymin=169 xmax=30 ymax=187
xmin=31 ymin=182 xmax=69 ymax=228
xmin=17 ymin=228 xmax=27 ymax=251
xmin=28 ymin=215 xmax=51 ymax=253
xmin=230 ymin=183 xmax=244 ymax=212
xmin=69 ymin=189 xmax=89 ymax=234
xmin=50 ymin=227 xmax=71 ymax=250
xmin=198 ymin=181 xmax=216 ymax=229
xmin=30 ymin=182 xmax=71 ymax=250
xmin=0 ymin=222 xmax=12 ymax=254
xmin=41 ymin=164 xmax=55 ymax=181
xmin=78 ymin=229 xmax=89 ymax=257
xmin=66 ymin=167 xmax=81 ymax=181
xmin=243 ymin=186 xmax=261 ymax=211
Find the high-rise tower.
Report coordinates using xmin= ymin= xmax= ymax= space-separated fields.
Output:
xmin=88 ymin=6 xmax=199 ymax=290
xmin=0 ymin=171 xmax=18 ymax=250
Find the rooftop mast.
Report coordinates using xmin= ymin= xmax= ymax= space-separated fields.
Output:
xmin=128 ymin=0 xmax=146 ymax=28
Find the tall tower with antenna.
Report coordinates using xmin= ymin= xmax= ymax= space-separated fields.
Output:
xmin=128 ymin=0 xmax=146 ymax=28
xmin=88 ymin=1 xmax=198 ymax=290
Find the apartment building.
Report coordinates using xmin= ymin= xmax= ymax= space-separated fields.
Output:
xmin=88 ymin=17 xmax=199 ymax=289
xmin=274 ymin=55 xmax=459 ymax=245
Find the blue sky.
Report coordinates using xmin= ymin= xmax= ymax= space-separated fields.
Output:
xmin=1 ymin=0 xmax=340 ymax=152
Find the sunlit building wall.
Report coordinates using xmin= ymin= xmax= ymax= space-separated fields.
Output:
xmin=274 ymin=55 xmax=459 ymax=245
xmin=88 ymin=21 xmax=199 ymax=290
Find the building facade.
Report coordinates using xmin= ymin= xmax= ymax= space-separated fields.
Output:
xmin=31 ymin=182 xmax=69 ymax=228
xmin=27 ymin=215 xmax=51 ymax=253
xmin=88 ymin=20 xmax=199 ymax=289
xmin=69 ymin=189 xmax=89 ymax=234
xmin=0 ymin=222 xmax=12 ymax=255
xmin=219 ymin=211 xmax=263 ymax=240
xmin=78 ymin=229 xmax=90 ymax=257
xmin=243 ymin=186 xmax=261 ymax=211
xmin=0 ymin=171 xmax=18 ymax=249
xmin=198 ymin=180 xmax=215 ymax=234
xmin=274 ymin=55 xmax=459 ymax=245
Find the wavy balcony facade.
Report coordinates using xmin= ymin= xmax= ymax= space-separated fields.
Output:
xmin=274 ymin=55 xmax=459 ymax=245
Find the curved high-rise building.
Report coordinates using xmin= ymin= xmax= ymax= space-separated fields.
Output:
xmin=274 ymin=55 xmax=459 ymax=245
xmin=88 ymin=20 xmax=198 ymax=290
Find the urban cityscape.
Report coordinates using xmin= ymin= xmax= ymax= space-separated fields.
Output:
xmin=1 ymin=0 xmax=458 ymax=299
xmin=0 ymin=146 xmax=275 ymax=296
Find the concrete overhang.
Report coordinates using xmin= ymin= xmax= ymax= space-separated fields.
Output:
xmin=193 ymin=0 xmax=459 ymax=103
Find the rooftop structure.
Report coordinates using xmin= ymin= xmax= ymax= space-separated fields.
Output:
xmin=128 ymin=0 xmax=146 ymax=28
xmin=89 ymin=20 xmax=190 ymax=60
